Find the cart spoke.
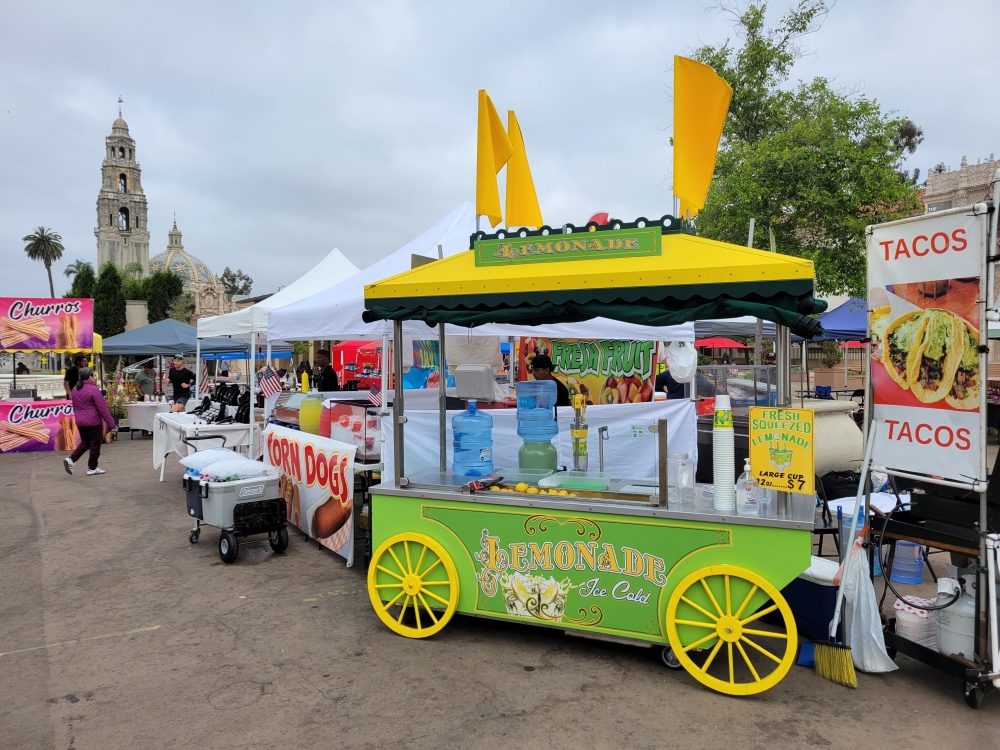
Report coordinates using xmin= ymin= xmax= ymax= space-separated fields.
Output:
xmin=420 ymin=558 xmax=443 ymax=578
xmin=735 ymin=640 xmax=762 ymax=682
xmin=423 ymin=588 xmax=451 ymax=606
xmin=740 ymin=603 xmax=779 ymax=626
xmin=374 ymin=583 xmax=404 ymax=589
xmin=419 ymin=580 xmax=451 ymax=585
xmin=397 ymin=595 xmax=411 ymax=624
xmin=679 ymin=595 xmax=719 ymax=622
xmin=725 ymin=575 xmax=732 ymax=616
xmin=413 ymin=597 xmax=422 ymax=630
xmin=376 ymin=565 xmax=404 ymax=581
xmin=681 ymin=631 xmax=719 ymax=653
xmin=417 ymin=593 xmax=439 ymax=625
xmin=727 ymin=643 xmax=735 ymax=685
xmin=701 ymin=639 xmax=724 ymax=673
xmin=700 ymin=578 xmax=724 ymax=617
xmin=405 ymin=540 xmax=416 ymax=574
xmin=733 ymin=584 xmax=759 ymax=620
xmin=673 ymin=619 xmax=717 ymax=629
xmin=387 ymin=547 xmax=407 ymax=578
xmin=741 ymin=636 xmax=782 ymax=664
xmin=742 ymin=627 xmax=788 ymax=640
xmin=414 ymin=545 xmax=428 ymax=577
xmin=382 ymin=589 xmax=405 ymax=610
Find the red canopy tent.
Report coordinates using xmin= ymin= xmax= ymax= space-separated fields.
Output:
xmin=694 ymin=337 xmax=748 ymax=349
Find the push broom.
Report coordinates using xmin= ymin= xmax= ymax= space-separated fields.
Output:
xmin=813 ymin=420 xmax=877 ymax=688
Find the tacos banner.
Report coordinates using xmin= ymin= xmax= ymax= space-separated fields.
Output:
xmin=0 ymin=298 xmax=94 ymax=352
xmin=518 ymin=337 xmax=657 ymax=404
xmin=262 ymin=423 xmax=357 ymax=565
xmin=867 ymin=208 xmax=989 ymax=483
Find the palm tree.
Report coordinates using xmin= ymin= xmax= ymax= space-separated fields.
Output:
xmin=64 ymin=259 xmax=92 ymax=279
xmin=22 ymin=226 xmax=65 ymax=297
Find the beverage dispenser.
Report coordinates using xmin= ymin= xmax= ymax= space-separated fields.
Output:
xmin=516 ymin=380 xmax=558 ymax=470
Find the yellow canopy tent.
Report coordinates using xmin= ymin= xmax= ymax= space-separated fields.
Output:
xmin=363 ymin=216 xmax=826 ymax=338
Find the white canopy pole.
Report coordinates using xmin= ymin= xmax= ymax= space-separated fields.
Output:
xmin=249 ymin=331 xmax=257 ymax=458
xmin=195 ymin=338 xmax=201 ymax=400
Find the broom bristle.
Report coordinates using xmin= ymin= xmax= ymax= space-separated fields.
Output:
xmin=813 ymin=642 xmax=858 ymax=688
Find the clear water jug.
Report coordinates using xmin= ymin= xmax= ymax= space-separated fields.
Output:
xmin=516 ymin=381 xmax=559 ymax=470
xmin=452 ymin=401 xmax=495 ymax=476
xmin=667 ymin=453 xmax=695 ymax=504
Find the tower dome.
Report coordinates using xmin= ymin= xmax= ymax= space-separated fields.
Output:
xmin=149 ymin=220 xmax=217 ymax=287
xmin=112 ymin=116 xmax=130 ymax=135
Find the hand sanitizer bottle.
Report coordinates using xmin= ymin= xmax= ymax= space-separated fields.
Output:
xmin=736 ymin=458 xmax=759 ymax=516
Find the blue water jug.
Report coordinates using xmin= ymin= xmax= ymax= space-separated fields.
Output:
xmin=516 ymin=380 xmax=558 ymax=441
xmin=452 ymin=401 xmax=494 ymax=476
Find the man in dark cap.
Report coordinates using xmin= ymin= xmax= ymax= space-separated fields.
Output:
xmin=529 ymin=354 xmax=570 ymax=407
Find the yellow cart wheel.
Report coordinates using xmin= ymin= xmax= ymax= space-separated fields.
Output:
xmin=666 ymin=564 xmax=797 ymax=696
xmin=367 ymin=532 xmax=459 ymax=639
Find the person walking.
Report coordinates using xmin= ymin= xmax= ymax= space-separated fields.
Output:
xmin=64 ymin=367 xmax=117 ymax=476
xmin=167 ymin=355 xmax=196 ymax=413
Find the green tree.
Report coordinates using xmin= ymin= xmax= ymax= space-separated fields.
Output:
xmin=66 ymin=263 xmax=96 ymax=298
xmin=22 ymin=226 xmax=65 ymax=297
xmin=142 ymin=270 xmax=185 ymax=323
xmin=93 ymin=262 xmax=127 ymax=337
xmin=219 ymin=267 xmax=253 ymax=296
xmin=64 ymin=258 xmax=92 ymax=280
xmin=690 ymin=2 xmax=924 ymax=297
xmin=119 ymin=261 xmax=146 ymax=300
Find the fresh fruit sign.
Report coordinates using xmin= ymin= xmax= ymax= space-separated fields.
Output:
xmin=263 ymin=423 xmax=358 ymax=565
xmin=519 ymin=337 xmax=656 ymax=404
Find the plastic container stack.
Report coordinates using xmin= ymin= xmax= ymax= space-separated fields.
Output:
xmin=712 ymin=395 xmax=735 ymax=511
xmin=452 ymin=401 xmax=495 ymax=476
xmin=516 ymin=381 xmax=559 ymax=470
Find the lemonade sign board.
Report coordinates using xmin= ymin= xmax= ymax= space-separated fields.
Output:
xmin=748 ymin=407 xmax=814 ymax=494
xmin=475 ymin=226 xmax=662 ymax=267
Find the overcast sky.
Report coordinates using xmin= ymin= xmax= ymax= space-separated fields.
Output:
xmin=1 ymin=0 xmax=997 ymax=298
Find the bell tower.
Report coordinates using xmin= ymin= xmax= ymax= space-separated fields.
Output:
xmin=95 ymin=106 xmax=150 ymax=274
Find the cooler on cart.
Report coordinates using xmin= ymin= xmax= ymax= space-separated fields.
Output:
xmin=181 ymin=435 xmax=289 ymax=563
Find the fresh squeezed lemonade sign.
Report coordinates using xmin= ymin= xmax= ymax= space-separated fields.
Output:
xmin=749 ymin=407 xmax=814 ymax=494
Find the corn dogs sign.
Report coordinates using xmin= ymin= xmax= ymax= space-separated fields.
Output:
xmin=0 ymin=298 xmax=93 ymax=352
xmin=867 ymin=206 xmax=989 ymax=484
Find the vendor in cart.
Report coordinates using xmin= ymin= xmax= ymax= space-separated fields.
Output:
xmin=529 ymin=354 xmax=570 ymax=407
xmin=314 ymin=349 xmax=340 ymax=392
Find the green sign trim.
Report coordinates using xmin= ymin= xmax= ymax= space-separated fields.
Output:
xmin=474 ymin=226 xmax=662 ymax=267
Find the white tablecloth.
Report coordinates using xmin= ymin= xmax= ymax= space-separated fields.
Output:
xmin=153 ymin=413 xmax=257 ymax=478
xmin=125 ymin=402 xmax=171 ymax=432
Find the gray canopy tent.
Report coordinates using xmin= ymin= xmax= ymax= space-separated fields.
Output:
xmin=101 ymin=319 xmax=256 ymax=356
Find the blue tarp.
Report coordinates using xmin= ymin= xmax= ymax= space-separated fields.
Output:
xmin=792 ymin=297 xmax=866 ymax=341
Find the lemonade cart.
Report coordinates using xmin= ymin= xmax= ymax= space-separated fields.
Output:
xmin=361 ymin=216 xmax=827 ymax=695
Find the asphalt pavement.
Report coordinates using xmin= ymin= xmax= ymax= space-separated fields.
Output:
xmin=1 ymin=439 xmax=997 ymax=749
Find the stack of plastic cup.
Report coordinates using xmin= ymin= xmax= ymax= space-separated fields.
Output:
xmin=712 ymin=394 xmax=736 ymax=511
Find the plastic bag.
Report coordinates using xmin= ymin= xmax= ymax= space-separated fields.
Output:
xmin=178 ymin=449 xmax=236 ymax=472
xmin=838 ymin=535 xmax=898 ymax=673
xmin=200 ymin=457 xmax=279 ymax=482
xmin=665 ymin=341 xmax=696 ymax=380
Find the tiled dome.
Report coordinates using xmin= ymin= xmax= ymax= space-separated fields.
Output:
xmin=149 ymin=249 xmax=216 ymax=286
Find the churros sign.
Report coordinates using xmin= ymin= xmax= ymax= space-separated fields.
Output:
xmin=0 ymin=400 xmax=78 ymax=453
xmin=0 ymin=298 xmax=93 ymax=351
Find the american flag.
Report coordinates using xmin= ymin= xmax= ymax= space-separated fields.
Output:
xmin=257 ymin=365 xmax=283 ymax=399
xmin=368 ymin=384 xmax=382 ymax=407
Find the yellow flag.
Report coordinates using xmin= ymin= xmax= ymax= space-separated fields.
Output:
xmin=476 ymin=90 xmax=514 ymax=228
xmin=504 ymin=111 xmax=543 ymax=228
xmin=673 ymin=56 xmax=733 ymax=219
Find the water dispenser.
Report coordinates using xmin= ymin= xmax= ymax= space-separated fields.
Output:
xmin=516 ymin=380 xmax=558 ymax=470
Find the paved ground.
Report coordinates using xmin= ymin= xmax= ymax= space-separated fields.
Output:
xmin=2 ymin=439 xmax=998 ymax=750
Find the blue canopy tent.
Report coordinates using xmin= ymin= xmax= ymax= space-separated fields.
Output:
xmin=791 ymin=298 xmax=867 ymax=341
xmin=102 ymin=319 xmax=255 ymax=356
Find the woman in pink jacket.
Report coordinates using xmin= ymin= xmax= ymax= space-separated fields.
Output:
xmin=64 ymin=368 xmax=117 ymax=476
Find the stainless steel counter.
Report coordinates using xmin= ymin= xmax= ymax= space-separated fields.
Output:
xmin=370 ymin=478 xmax=817 ymax=531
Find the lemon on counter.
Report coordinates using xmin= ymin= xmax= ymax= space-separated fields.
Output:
xmin=526 ymin=487 xmax=539 ymax=494
xmin=489 ymin=485 xmax=501 ymax=491
xmin=515 ymin=482 xmax=529 ymax=493
xmin=558 ymin=490 xmax=569 ymax=496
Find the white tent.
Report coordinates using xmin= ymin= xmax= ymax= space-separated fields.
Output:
xmin=197 ymin=248 xmax=360 ymax=339
xmin=267 ymin=203 xmax=694 ymax=343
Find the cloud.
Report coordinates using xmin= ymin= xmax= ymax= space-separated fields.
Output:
xmin=1 ymin=0 xmax=997 ymax=298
